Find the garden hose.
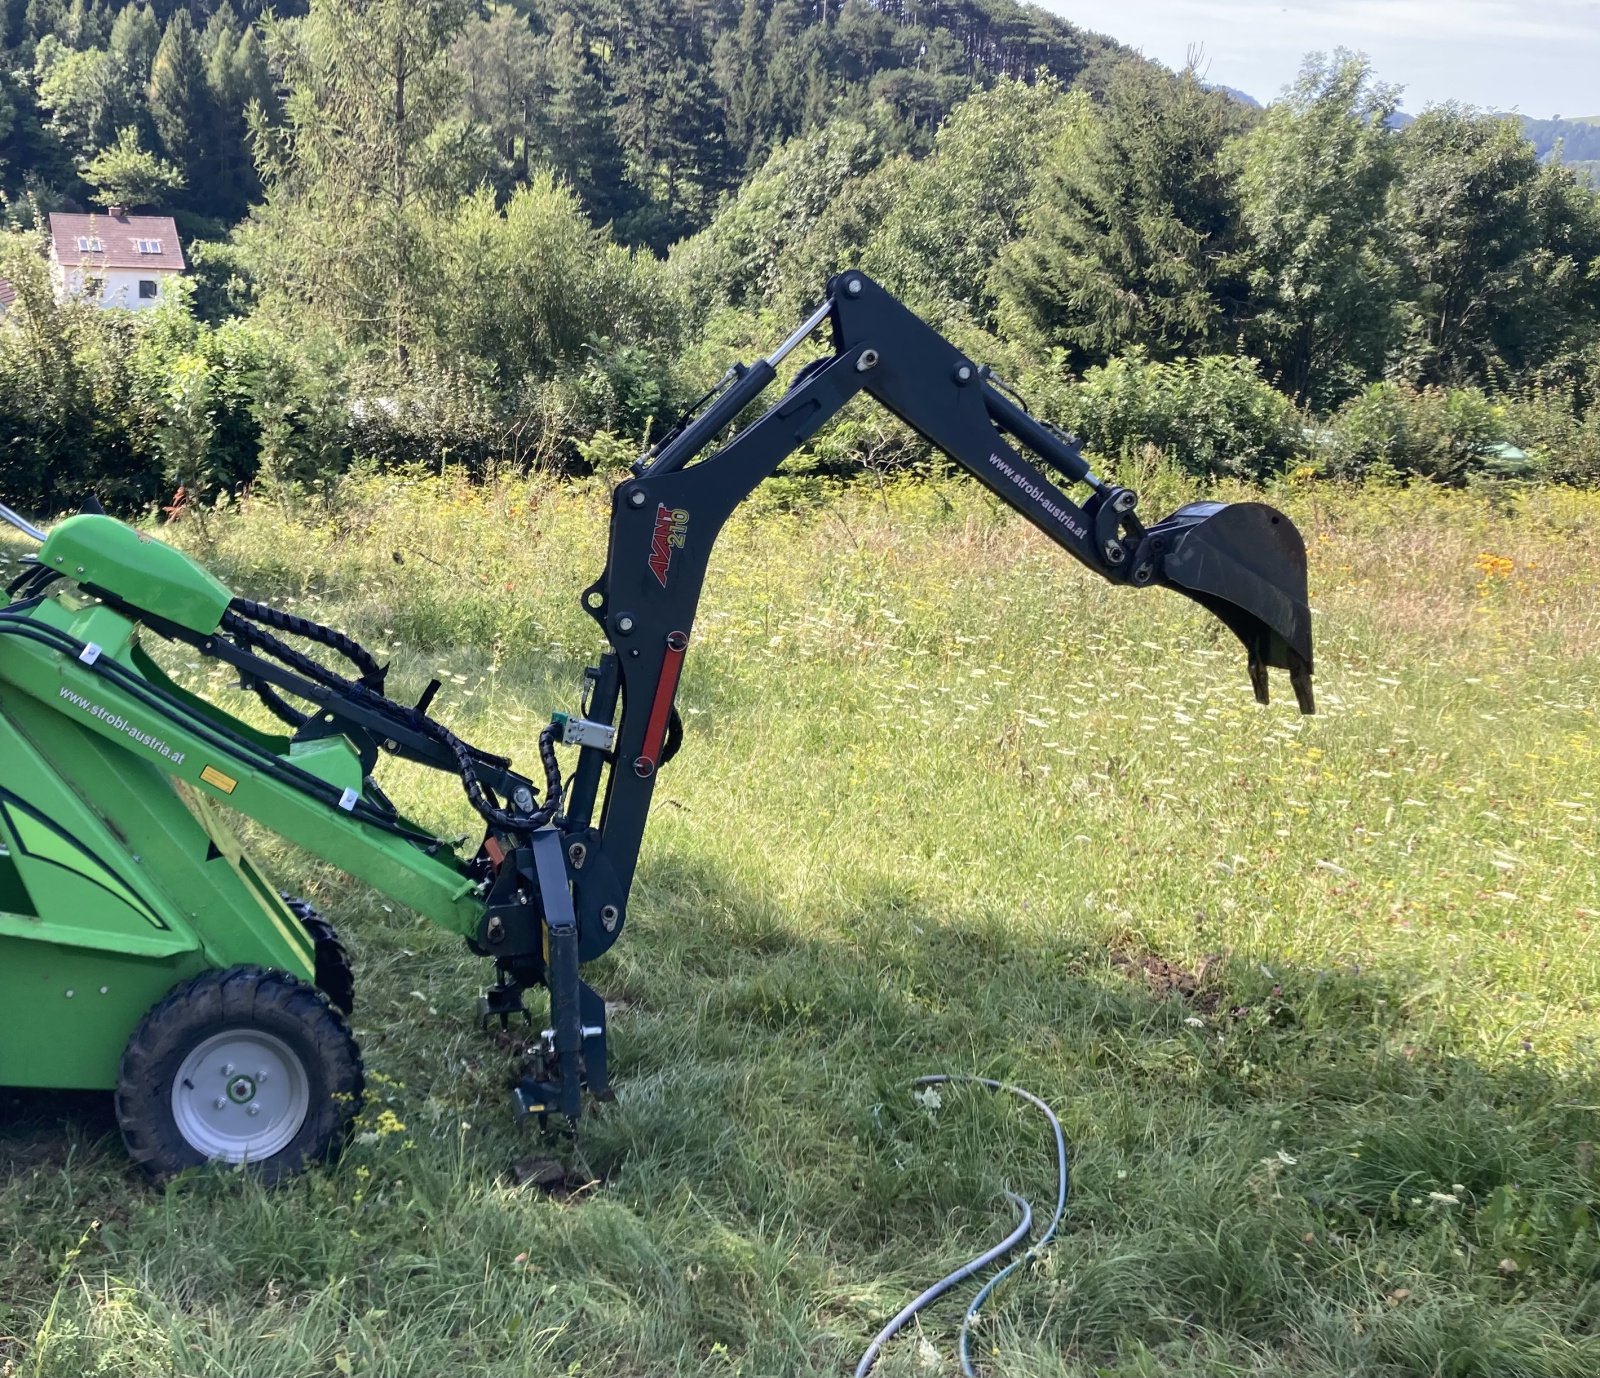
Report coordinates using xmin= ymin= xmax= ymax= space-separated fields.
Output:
xmin=854 ymin=1075 xmax=1070 ymax=1378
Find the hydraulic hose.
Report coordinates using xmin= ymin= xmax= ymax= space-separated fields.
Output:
xmin=221 ymin=606 xmax=555 ymax=835
xmin=854 ymin=1076 xmax=1070 ymax=1378
xmin=853 ymin=1193 xmax=1032 ymax=1378
xmin=229 ymin=596 xmax=386 ymax=690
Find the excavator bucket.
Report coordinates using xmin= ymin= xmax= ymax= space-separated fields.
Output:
xmin=1145 ymin=501 xmax=1315 ymax=714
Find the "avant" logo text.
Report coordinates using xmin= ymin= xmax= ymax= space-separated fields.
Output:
xmin=648 ymin=504 xmax=690 ymax=586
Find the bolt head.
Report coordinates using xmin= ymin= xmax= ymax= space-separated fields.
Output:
xmin=846 ymin=278 xmax=862 ymax=296
xmin=616 ymin=615 xmax=635 ymax=634
xmin=628 ymin=490 xmax=647 ymax=507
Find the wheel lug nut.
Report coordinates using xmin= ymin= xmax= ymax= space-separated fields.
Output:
xmin=214 ymin=1098 xmax=227 ymax=1110
xmin=247 ymin=1105 xmax=260 ymax=1117
xmin=222 ymin=1064 xmax=234 ymax=1076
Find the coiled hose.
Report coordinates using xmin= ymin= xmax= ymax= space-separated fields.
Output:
xmin=854 ymin=1076 xmax=1069 ymax=1378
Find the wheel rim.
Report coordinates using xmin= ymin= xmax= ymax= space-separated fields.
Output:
xmin=170 ymin=1029 xmax=311 ymax=1163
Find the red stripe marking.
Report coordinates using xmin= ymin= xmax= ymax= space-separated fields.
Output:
xmin=638 ymin=631 xmax=688 ymax=776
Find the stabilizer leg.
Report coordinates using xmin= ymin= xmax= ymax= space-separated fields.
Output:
xmin=511 ymin=827 xmax=610 ymax=1127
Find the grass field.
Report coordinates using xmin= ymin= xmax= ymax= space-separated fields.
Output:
xmin=3 ymin=468 xmax=1600 ymax=1377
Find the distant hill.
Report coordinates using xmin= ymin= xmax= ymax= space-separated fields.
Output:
xmin=0 ymin=0 xmax=1147 ymax=251
xmin=1208 ymin=84 xmax=1262 ymax=109
xmin=1520 ymin=116 xmax=1600 ymax=187
xmin=1196 ymin=92 xmax=1592 ymax=186
xmin=1522 ymin=115 xmax=1600 ymax=161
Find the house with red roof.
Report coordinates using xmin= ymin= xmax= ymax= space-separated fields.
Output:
xmin=47 ymin=209 xmax=185 ymax=311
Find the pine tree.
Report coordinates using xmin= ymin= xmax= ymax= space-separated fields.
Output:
xmin=200 ymin=2 xmax=241 ymax=70
xmin=108 ymin=4 xmax=160 ymax=77
xmin=453 ymin=9 xmax=540 ymax=178
xmin=103 ymin=3 xmax=160 ymax=145
xmin=711 ymin=0 xmax=767 ymax=167
xmin=538 ymin=13 xmax=630 ymax=226
xmin=203 ymin=12 xmax=248 ymax=214
xmin=61 ymin=0 xmax=109 ymax=49
xmin=249 ymin=0 xmax=474 ymax=363
xmin=148 ymin=9 xmax=212 ymax=189
xmin=230 ymin=25 xmax=274 ymax=123
xmin=612 ymin=0 xmax=730 ymax=243
xmin=995 ymin=61 xmax=1249 ymax=368
xmin=23 ymin=0 xmax=65 ymax=46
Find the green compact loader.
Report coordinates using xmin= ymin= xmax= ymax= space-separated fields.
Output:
xmin=0 ymin=274 xmax=1315 ymax=1182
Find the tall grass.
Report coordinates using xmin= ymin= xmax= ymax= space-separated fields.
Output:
xmin=3 ymin=470 xmax=1599 ymax=1376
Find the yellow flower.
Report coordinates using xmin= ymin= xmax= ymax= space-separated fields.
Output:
xmin=1473 ymin=552 xmax=1514 ymax=579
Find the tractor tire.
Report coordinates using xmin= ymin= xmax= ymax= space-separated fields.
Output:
xmin=115 ymin=965 xmax=364 ymax=1186
xmin=282 ymin=895 xmax=356 ymax=1015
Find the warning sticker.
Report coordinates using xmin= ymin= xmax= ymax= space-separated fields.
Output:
xmin=200 ymin=765 xmax=238 ymax=795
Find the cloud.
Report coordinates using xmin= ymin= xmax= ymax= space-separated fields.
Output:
xmin=1073 ymin=0 xmax=1599 ymax=44
xmin=1304 ymin=0 xmax=1599 ymax=44
xmin=1050 ymin=0 xmax=1600 ymax=115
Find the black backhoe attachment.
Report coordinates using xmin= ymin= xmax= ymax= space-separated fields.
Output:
xmin=0 ymin=271 xmax=1315 ymax=1155
xmin=1143 ymin=501 xmax=1315 ymax=713
xmin=500 ymin=271 xmax=1316 ymax=1125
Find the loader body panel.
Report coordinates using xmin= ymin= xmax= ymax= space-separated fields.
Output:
xmin=37 ymin=515 xmax=233 ymax=635
xmin=0 ymin=690 xmax=320 ymax=1087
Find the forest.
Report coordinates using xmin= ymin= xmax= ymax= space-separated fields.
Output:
xmin=0 ymin=0 xmax=1598 ymax=513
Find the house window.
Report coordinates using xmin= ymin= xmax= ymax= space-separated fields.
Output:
xmin=138 ymin=279 xmax=158 ymax=299
xmin=76 ymin=235 xmax=103 ymax=252
xmin=135 ymin=239 xmax=163 ymax=254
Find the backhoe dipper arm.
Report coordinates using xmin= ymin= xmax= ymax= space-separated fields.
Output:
xmin=557 ymin=272 xmax=1315 ymax=948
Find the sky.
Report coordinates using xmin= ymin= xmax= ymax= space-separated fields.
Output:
xmin=1042 ymin=1 xmax=1600 ymax=119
